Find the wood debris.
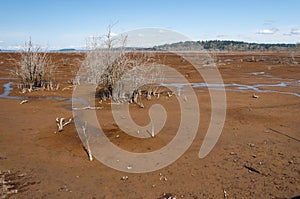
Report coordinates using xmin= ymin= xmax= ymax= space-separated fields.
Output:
xmin=20 ymin=100 xmax=28 ymax=104
xmin=72 ymin=106 xmax=103 ymax=110
xmin=56 ymin=118 xmax=72 ymax=132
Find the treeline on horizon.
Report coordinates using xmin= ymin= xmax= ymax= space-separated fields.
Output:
xmin=153 ymin=40 xmax=299 ymax=51
xmin=1 ymin=40 xmax=299 ymax=52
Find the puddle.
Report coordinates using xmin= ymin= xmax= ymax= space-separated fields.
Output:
xmin=64 ymin=105 xmax=73 ymax=110
xmin=160 ymin=81 xmax=300 ymax=98
xmin=0 ymin=82 xmax=87 ymax=104
xmin=1 ymin=79 xmax=299 ymax=106
xmin=0 ymin=82 xmax=25 ymax=99
xmin=53 ymin=96 xmax=87 ymax=104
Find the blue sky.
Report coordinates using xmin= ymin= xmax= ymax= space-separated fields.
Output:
xmin=0 ymin=0 xmax=299 ymax=49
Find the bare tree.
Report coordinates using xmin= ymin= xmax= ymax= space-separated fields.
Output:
xmin=14 ymin=39 xmax=55 ymax=91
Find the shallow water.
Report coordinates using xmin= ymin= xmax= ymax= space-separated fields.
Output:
xmin=0 ymin=82 xmax=88 ymax=104
xmin=160 ymin=81 xmax=300 ymax=98
xmin=0 ymin=82 xmax=25 ymax=99
xmin=1 ymin=78 xmax=299 ymax=104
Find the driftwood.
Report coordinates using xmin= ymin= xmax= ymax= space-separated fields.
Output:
xmin=20 ymin=100 xmax=28 ymax=104
xmin=252 ymin=93 xmax=259 ymax=98
xmin=56 ymin=118 xmax=72 ymax=132
xmin=82 ymin=121 xmax=93 ymax=161
xmin=72 ymin=106 xmax=103 ymax=110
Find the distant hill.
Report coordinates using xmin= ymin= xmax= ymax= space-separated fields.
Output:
xmin=153 ymin=40 xmax=298 ymax=51
xmin=55 ymin=48 xmax=77 ymax=52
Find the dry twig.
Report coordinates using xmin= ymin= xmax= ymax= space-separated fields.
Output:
xmin=56 ymin=118 xmax=72 ymax=132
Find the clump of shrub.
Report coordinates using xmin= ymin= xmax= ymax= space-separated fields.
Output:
xmin=14 ymin=39 xmax=57 ymax=92
xmin=82 ymin=27 xmax=163 ymax=103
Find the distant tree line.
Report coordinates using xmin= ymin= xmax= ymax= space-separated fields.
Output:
xmin=1 ymin=40 xmax=298 ymax=52
xmin=153 ymin=40 xmax=297 ymax=51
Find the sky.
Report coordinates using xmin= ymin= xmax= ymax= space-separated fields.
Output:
xmin=0 ymin=0 xmax=299 ymax=49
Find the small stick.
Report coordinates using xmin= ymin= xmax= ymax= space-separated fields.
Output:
xmin=63 ymin=118 xmax=72 ymax=127
xmin=56 ymin=118 xmax=72 ymax=132
xmin=268 ymin=128 xmax=300 ymax=142
xmin=72 ymin=106 xmax=103 ymax=110
xmin=82 ymin=121 xmax=93 ymax=161
xmin=223 ymin=189 xmax=228 ymax=198
xmin=252 ymin=93 xmax=259 ymax=98
xmin=20 ymin=100 xmax=28 ymax=104
xmin=151 ymin=123 xmax=155 ymax=138
xmin=244 ymin=165 xmax=260 ymax=174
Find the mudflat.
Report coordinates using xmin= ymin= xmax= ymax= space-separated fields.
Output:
xmin=0 ymin=52 xmax=299 ymax=198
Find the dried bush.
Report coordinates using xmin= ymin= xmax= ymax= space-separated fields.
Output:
xmin=14 ymin=39 xmax=55 ymax=91
xmin=82 ymin=26 xmax=163 ymax=103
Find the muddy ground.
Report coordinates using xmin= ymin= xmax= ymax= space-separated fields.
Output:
xmin=0 ymin=52 xmax=299 ymax=198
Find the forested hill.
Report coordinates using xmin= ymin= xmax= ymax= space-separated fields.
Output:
xmin=153 ymin=40 xmax=299 ymax=51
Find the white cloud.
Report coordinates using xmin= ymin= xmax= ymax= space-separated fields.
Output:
xmin=290 ymin=28 xmax=300 ymax=35
xmin=0 ymin=41 xmax=4 ymax=43
xmin=256 ymin=28 xmax=279 ymax=35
